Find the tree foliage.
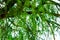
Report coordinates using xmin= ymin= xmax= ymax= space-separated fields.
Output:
xmin=0 ymin=0 xmax=60 ymax=40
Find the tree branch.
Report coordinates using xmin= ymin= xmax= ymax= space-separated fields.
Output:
xmin=50 ymin=0 xmax=60 ymax=6
xmin=0 ymin=0 xmax=16 ymax=19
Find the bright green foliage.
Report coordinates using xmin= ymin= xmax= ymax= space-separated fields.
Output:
xmin=0 ymin=0 xmax=60 ymax=40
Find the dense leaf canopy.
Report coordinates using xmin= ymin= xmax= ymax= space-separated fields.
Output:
xmin=0 ymin=0 xmax=60 ymax=40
